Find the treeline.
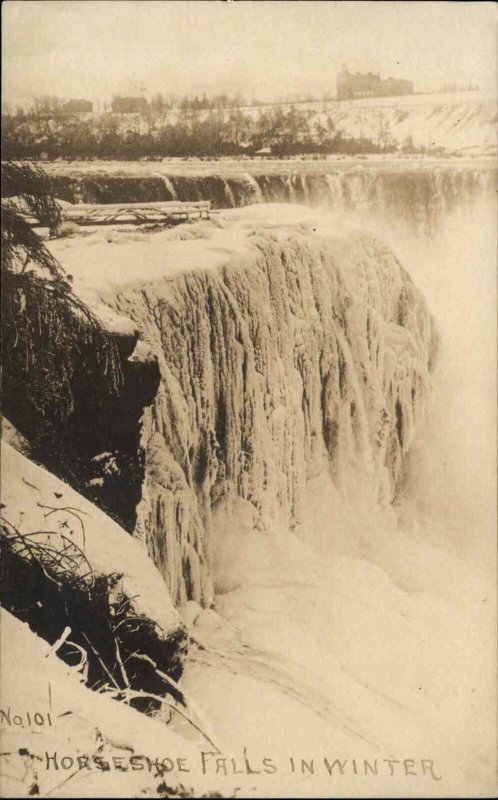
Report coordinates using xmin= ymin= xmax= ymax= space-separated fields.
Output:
xmin=1 ymin=104 xmax=396 ymax=160
xmin=2 ymin=90 xmax=335 ymax=119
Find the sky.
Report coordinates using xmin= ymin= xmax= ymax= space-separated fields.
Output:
xmin=2 ymin=1 xmax=497 ymax=108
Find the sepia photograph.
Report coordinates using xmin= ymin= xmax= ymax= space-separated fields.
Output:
xmin=1 ymin=1 xmax=497 ymax=796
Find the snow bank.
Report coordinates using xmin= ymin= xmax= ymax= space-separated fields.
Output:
xmin=1 ymin=441 xmax=188 ymax=684
xmin=0 ymin=609 xmax=218 ymax=798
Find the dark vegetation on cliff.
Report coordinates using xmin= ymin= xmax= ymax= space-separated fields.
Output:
xmin=1 ymin=161 xmax=191 ymax=716
xmin=1 ymin=161 xmax=159 ymax=532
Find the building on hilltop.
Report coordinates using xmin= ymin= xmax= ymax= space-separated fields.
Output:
xmin=61 ymin=99 xmax=93 ymax=114
xmin=111 ymin=96 xmax=149 ymax=114
xmin=337 ymin=66 xmax=414 ymax=100
xmin=379 ymin=76 xmax=414 ymax=98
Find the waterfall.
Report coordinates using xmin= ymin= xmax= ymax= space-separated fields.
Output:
xmin=159 ymin=174 xmax=178 ymax=200
xmin=51 ymin=162 xmax=496 ymax=237
xmin=242 ymin=172 xmax=264 ymax=203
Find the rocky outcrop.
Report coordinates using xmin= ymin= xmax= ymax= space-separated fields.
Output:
xmin=1 ymin=441 xmax=188 ymax=690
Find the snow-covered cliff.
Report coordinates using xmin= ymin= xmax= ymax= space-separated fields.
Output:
xmin=50 ymin=206 xmax=436 ymax=607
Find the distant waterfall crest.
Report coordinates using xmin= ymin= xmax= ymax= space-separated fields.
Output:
xmin=53 ymin=164 xmax=496 ymax=235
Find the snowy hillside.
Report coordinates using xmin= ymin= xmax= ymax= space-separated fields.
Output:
xmin=292 ymin=91 xmax=497 ymax=154
xmin=109 ymin=91 xmax=498 ymax=153
xmin=87 ymin=91 xmax=498 ymax=154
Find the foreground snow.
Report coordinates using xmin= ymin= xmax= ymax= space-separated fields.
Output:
xmin=0 ymin=610 xmax=201 ymax=798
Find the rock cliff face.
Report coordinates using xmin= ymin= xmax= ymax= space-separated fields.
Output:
xmin=88 ymin=216 xmax=436 ymax=606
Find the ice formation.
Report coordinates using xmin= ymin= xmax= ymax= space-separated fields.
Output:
xmin=51 ymin=208 xmax=436 ymax=607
